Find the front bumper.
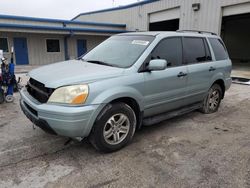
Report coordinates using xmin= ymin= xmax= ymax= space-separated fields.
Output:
xmin=20 ymin=88 xmax=105 ymax=138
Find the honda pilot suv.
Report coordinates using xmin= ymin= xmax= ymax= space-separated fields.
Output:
xmin=20 ymin=31 xmax=232 ymax=152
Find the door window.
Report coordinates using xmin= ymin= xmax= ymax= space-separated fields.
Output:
xmin=151 ymin=37 xmax=183 ymax=67
xmin=183 ymin=37 xmax=207 ymax=64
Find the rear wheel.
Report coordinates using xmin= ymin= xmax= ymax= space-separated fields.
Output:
xmin=89 ymin=102 xmax=136 ymax=152
xmin=200 ymin=84 xmax=222 ymax=114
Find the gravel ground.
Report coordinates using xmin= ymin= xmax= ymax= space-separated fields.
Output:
xmin=0 ymin=83 xmax=249 ymax=188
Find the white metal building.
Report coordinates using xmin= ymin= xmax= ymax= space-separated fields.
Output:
xmin=1 ymin=0 xmax=250 ymax=73
xmin=73 ymin=0 xmax=250 ymax=73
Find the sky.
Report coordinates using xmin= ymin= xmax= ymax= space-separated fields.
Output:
xmin=0 ymin=0 xmax=140 ymax=20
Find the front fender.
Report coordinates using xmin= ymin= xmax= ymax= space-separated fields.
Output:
xmin=90 ymin=86 xmax=144 ymax=111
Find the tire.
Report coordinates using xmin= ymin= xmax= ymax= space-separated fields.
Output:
xmin=89 ymin=102 xmax=137 ymax=153
xmin=5 ymin=95 xmax=14 ymax=103
xmin=200 ymin=84 xmax=223 ymax=114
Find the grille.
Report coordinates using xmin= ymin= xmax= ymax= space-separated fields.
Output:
xmin=26 ymin=78 xmax=54 ymax=103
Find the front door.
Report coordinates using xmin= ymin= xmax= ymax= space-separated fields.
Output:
xmin=143 ymin=37 xmax=188 ymax=117
xmin=14 ymin=38 xmax=29 ymax=65
xmin=77 ymin=39 xmax=87 ymax=57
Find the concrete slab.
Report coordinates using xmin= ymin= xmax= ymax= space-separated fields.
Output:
xmin=0 ymin=93 xmax=70 ymax=167
xmin=232 ymin=63 xmax=250 ymax=79
xmin=232 ymin=69 xmax=250 ymax=79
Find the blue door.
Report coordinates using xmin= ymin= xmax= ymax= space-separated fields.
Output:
xmin=14 ymin=38 xmax=29 ymax=65
xmin=77 ymin=39 xmax=87 ymax=57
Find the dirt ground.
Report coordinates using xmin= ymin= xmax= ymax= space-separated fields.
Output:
xmin=0 ymin=83 xmax=249 ymax=188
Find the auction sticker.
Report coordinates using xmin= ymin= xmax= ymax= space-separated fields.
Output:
xmin=132 ymin=40 xmax=149 ymax=46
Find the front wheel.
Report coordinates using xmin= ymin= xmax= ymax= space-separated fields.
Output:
xmin=89 ymin=102 xmax=137 ymax=153
xmin=200 ymin=84 xmax=223 ymax=114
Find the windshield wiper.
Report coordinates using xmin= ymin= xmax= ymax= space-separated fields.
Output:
xmin=83 ymin=59 xmax=115 ymax=67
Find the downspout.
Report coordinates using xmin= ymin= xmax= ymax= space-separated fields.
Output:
xmin=62 ymin=21 xmax=72 ymax=61
xmin=64 ymin=30 xmax=74 ymax=60
xmin=64 ymin=36 xmax=69 ymax=60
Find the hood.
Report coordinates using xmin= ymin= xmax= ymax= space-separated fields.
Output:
xmin=29 ymin=60 xmax=124 ymax=88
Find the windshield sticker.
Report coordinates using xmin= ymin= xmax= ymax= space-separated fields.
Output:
xmin=132 ymin=40 xmax=150 ymax=46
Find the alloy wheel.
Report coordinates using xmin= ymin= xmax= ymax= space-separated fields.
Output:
xmin=208 ymin=89 xmax=220 ymax=111
xmin=103 ymin=113 xmax=130 ymax=145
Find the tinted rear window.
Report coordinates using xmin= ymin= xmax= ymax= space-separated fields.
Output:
xmin=183 ymin=37 xmax=207 ymax=64
xmin=208 ymin=38 xmax=229 ymax=61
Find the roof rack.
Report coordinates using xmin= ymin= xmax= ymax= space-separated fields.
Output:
xmin=177 ymin=30 xmax=217 ymax=35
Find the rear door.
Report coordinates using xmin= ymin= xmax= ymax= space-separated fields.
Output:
xmin=183 ymin=37 xmax=213 ymax=105
xmin=208 ymin=38 xmax=231 ymax=82
xmin=143 ymin=37 xmax=188 ymax=117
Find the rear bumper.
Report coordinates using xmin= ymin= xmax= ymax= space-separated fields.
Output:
xmin=225 ymin=77 xmax=232 ymax=91
xmin=20 ymin=88 xmax=105 ymax=138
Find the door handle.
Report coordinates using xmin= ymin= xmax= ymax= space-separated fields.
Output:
xmin=209 ymin=67 xmax=216 ymax=72
xmin=177 ymin=72 xmax=187 ymax=77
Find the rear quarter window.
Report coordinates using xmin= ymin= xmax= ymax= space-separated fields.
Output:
xmin=208 ymin=38 xmax=229 ymax=61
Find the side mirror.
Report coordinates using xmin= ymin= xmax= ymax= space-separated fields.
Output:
xmin=147 ymin=59 xmax=167 ymax=71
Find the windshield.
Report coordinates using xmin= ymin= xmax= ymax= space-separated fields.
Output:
xmin=82 ymin=35 xmax=154 ymax=68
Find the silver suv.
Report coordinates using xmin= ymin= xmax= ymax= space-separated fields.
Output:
xmin=20 ymin=31 xmax=232 ymax=152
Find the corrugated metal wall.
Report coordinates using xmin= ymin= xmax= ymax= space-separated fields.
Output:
xmin=0 ymin=32 xmax=65 ymax=65
xmin=75 ymin=0 xmax=181 ymax=31
xmin=75 ymin=0 xmax=250 ymax=34
xmin=0 ymin=32 xmax=108 ymax=65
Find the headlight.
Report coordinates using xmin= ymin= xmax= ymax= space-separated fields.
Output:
xmin=48 ymin=84 xmax=88 ymax=105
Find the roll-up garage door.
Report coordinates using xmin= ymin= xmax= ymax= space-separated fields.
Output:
xmin=149 ymin=8 xmax=180 ymax=31
xmin=221 ymin=2 xmax=250 ymax=78
xmin=149 ymin=7 xmax=180 ymax=23
xmin=223 ymin=2 xmax=250 ymax=17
